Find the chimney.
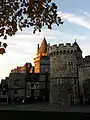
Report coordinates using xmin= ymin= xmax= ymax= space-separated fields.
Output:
xmin=37 ymin=44 xmax=39 ymax=52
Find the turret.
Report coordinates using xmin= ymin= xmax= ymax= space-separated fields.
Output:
xmin=38 ymin=37 xmax=47 ymax=54
xmin=34 ymin=37 xmax=49 ymax=73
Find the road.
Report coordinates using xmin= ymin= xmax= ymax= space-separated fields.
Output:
xmin=0 ymin=103 xmax=90 ymax=112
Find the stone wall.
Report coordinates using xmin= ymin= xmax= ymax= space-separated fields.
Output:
xmin=40 ymin=56 xmax=50 ymax=74
xmin=8 ymin=73 xmax=25 ymax=98
xmin=79 ymin=56 xmax=90 ymax=103
xmin=48 ymin=42 xmax=82 ymax=106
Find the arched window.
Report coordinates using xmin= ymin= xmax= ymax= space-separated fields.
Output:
xmin=74 ymin=50 xmax=76 ymax=53
xmin=71 ymin=50 xmax=73 ymax=53
xmin=60 ymin=50 xmax=62 ymax=54
xmin=50 ymin=52 xmax=53 ymax=56
xmin=53 ymin=51 xmax=55 ymax=55
xmin=57 ymin=51 xmax=59 ymax=55
xmin=67 ymin=50 xmax=69 ymax=53
xmin=64 ymin=50 xmax=66 ymax=53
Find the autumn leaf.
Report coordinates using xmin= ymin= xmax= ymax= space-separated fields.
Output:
xmin=0 ymin=0 xmax=63 ymax=54
xmin=0 ymin=48 xmax=5 ymax=55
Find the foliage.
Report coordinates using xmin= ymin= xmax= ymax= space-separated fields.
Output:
xmin=0 ymin=0 xmax=63 ymax=54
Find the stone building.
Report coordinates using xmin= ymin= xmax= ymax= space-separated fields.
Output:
xmin=34 ymin=37 xmax=50 ymax=73
xmin=10 ymin=37 xmax=50 ymax=74
xmin=48 ymin=41 xmax=83 ymax=106
xmin=8 ymin=72 xmax=49 ymax=103
xmin=7 ymin=37 xmax=50 ymax=103
xmin=1 ymin=37 xmax=90 ymax=105
xmin=0 ymin=78 xmax=8 ymax=104
xmin=79 ymin=56 xmax=90 ymax=104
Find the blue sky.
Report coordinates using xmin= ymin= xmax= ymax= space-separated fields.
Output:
xmin=55 ymin=0 xmax=90 ymax=13
xmin=0 ymin=0 xmax=90 ymax=80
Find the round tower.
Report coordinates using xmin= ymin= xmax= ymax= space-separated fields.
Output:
xmin=48 ymin=41 xmax=83 ymax=106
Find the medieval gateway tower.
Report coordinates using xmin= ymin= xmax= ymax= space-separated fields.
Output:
xmin=48 ymin=41 xmax=84 ymax=106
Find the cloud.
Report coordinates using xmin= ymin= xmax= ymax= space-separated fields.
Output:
xmin=58 ymin=11 xmax=90 ymax=29
xmin=0 ymin=14 xmax=90 ymax=80
xmin=84 ymin=12 xmax=90 ymax=18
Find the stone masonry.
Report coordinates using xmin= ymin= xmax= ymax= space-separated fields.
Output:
xmin=48 ymin=41 xmax=83 ymax=106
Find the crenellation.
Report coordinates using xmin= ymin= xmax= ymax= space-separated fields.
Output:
xmin=66 ymin=43 xmax=71 ymax=46
xmin=49 ymin=42 xmax=79 ymax=56
xmin=49 ymin=48 xmax=77 ymax=57
xmin=83 ymin=55 xmax=90 ymax=67
xmin=58 ymin=43 xmax=64 ymax=47
xmin=52 ymin=44 xmax=57 ymax=47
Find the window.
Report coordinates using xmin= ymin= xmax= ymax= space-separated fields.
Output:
xmin=31 ymin=82 xmax=34 ymax=88
xmin=39 ymin=82 xmax=45 ymax=89
xmin=2 ymin=91 xmax=6 ymax=95
xmin=68 ymin=88 xmax=72 ymax=93
xmin=64 ymin=50 xmax=66 ymax=53
xmin=75 ymin=87 xmax=77 ymax=95
xmin=68 ymin=62 xmax=73 ymax=66
xmin=14 ymin=89 xmax=18 ymax=94
xmin=74 ymin=50 xmax=76 ymax=53
xmin=57 ymin=51 xmax=59 ymax=55
xmin=60 ymin=79 xmax=64 ymax=85
xmin=45 ymin=68 xmax=48 ymax=72
xmin=26 ymin=82 xmax=31 ymax=89
xmin=53 ymin=51 xmax=55 ymax=55
xmin=71 ymin=62 xmax=73 ymax=66
xmin=67 ymin=50 xmax=69 ymax=53
xmin=14 ymin=79 xmax=19 ymax=87
xmin=71 ymin=50 xmax=73 ymax=53
xmin=60 ymin=50 xmax=62 ymax=54
xmin=74 ymin=79 xmax=77 ymax=84
xmin=68 ymin=62 xmax=70 ymax=66
xmin=2 ymin=84 xmax=5 ymax=88
xmin=57 ymin=79 xmax=59 ymax=84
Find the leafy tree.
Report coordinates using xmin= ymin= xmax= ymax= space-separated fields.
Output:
xmin=0 ymin=0 xmax=63 ymax=54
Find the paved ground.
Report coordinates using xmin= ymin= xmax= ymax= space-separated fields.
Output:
xmin=0 ymin=103 xmax=90 ymax=112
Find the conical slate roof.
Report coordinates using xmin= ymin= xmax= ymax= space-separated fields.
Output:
xmin=38 ymin=37 xmax=47 ymax=53
xmin=73 ymin=40 xmax=82 ymax=52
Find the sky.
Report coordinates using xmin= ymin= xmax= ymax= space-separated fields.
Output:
xmin=0 ymin=0 xmax=90 ymax=80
